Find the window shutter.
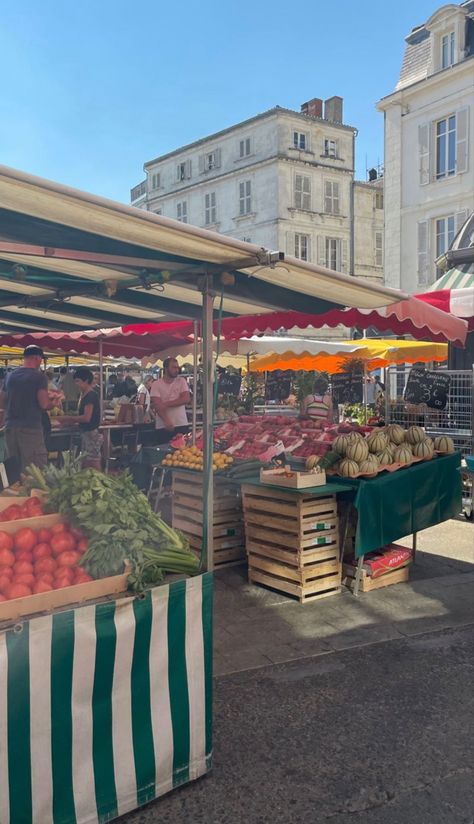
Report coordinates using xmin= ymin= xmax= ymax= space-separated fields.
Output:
xmin=324 ymin=181 xmax=332 ymax=213
xmin=306 ymin=236 xmax=312 ymax=263
xmin=176 ymin=165 xmax=181 ymax=182
xmin=341 ymin=240 xmax=348 ymax=273
xmin=418 ymin=123 xmax=430 ymax=185
xmin=215 ymin=148 xmax=221 ymax=168
xmin=417 ymin=220 xmax=430 ymax=284
xmin=317 ymin=236 xmax=326 ymax=267
xmin=199 ymin=155 xmax=205 ymax=174
xmin=286 ymin=231 xmax=295 ymax=256
xmin=456 ymin=107 xmax=469 ymax=174
xmin=186 ymin=159 xmax=192 ymax=178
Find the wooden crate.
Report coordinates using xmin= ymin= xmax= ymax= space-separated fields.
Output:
xmin=172 ymin=470 xmax=245 ymax=566
xmin=242 ymin=484 xmax=341 ymax=603
xmin=342 ymin=563 xmax=410 ymax=592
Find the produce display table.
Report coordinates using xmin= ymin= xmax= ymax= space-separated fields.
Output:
xmin=241 ymin=480 xmax=353 ymax=604
xmin=0 ymin=573 xmax=213 ymax=824
xmin=330 ymin=453 xmax=462 ymax=595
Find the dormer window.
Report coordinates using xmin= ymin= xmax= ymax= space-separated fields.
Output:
xmin=441 ymin=31 xmax=455 ymax=68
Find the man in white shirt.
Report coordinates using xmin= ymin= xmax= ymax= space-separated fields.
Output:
xmin=150 ymin=357 xmax=190 ymax=443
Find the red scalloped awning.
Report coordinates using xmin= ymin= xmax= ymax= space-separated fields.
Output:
xmin=414 ymin=288 xmax=474 ymax=330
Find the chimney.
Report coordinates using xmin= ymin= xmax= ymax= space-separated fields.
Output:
xmin=300 ymin=98 xmax=323 ymax=119
xmin=324 ymin=96 xmax=343 ymax=123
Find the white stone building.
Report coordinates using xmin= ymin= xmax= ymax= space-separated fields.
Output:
xmin=131 ymin=96 xmax=384 ymax=282
xmin=353 ymin=178 xmax=385 ymax=282
xmin=377 ymin=1 xmax=474 ymax=292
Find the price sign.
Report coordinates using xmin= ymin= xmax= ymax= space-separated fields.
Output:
xmin=331 ymin=373 xmax=363 ymax=404
xmin=404 ymin=368 xmax=451 ymax=410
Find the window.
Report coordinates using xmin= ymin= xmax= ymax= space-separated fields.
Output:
xmin=205 ymin=192 xmax=217 ymax=225
xmin=151 ymin=173 xmax=160 ymax=190
xmin=239 ymin=180 xmax=252 ymax=215
xmin=177 ymin=201 xmax=187 ymax=223
xmin=324 ymin=180 xmax=340 ymax=214
xmin=436 ymin=215 xmax=456 ymax=258
xmin=239 ymin=138 xmax=251 ymax=157
xmin=154 ymin=207 xmax=162 ymax=215
xmin=325 ymin=237 xmax=341 ymax=271
xmin=201 ymin=149 xmax=221 ymax=172
xmin=294 ymin=233 xmax=310 ymax=261
xmin=441 ymin=31 xmax=455 ymax=68
xmin=375 ymin=190 xmax=384 ymax=209
xmin=324 ymin=138 xmax=337 ymax=158
xmin=375 ymin=231 xmax=383 ymax=266
xmin=176 ymin=160 xmax=192 ymax=181
xmin=293 ymin=131 xmax=307 ymax=150
xmin=294 ymin=174 xmax=311 ymax=210
xmin=242 ymin=236 xmax=251 ymax=242
xmin=436 ymin=115 xmax=456 ymax=179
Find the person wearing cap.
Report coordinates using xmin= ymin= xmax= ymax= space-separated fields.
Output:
xmin=0 ymin=346 xmax=52 ymax=472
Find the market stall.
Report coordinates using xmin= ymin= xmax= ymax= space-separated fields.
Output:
xmin=0 ymin=163 xmax=411 ymax=822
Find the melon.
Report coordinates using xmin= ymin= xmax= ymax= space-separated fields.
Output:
xmin=348 ymin=431 xmax=364 ymax=441
xmin=405 ymin=426 xmax=426 ymax=445
xmin=413 ymin=439 xmax=434 ymax=459
xmin=385 ymin=424 xmax=405 ymax=445
xmin=393 ymin=445 xmax=413 ymax=464
xmin=332 ymin=435 xmax=350 ymax=456
xmin=367 ymin=432 xmax=388 ymax=454
xmin=346 ymin=439 xmax=369 ymax=463
xmin=339 ymin=458 xmax=360 ymax=478
xmin=305 ymin=455 xmax=319 ymax=470
xmin=434 ymin=435 xmax=455 ymax=453
xmin=377 ymin=446 xmax=394 ymax=465
xmin=359 ymin=459 xmax=378 ymax=475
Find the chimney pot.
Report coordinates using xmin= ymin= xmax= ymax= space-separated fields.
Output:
xmin=324 ymin=96 xmax=343 ymax=124
xmin=300 ymin=98 xmax=323 ymax=119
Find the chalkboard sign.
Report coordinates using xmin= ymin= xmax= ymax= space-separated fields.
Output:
xmin=331 ymin=373 xmax=363 ymax=404
xmin=403 ymin=368 xmax=451 ymax=410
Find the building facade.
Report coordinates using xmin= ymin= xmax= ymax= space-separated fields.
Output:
xmin=131 ymin=97 xmax=384 ymax=282
xmin=377 ymin=1 xmax=474 ymax=292
xmin=353 ymin=178 xmax=385 ymax=282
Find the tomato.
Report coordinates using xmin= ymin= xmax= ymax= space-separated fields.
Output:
xmin=6 ymin=583 xmax=32 ymax=599
xmin=4 ymin=505 xmax=22 ymax=521
xmin=33 ymin=543 xmax=52 ymax=561
xmin=54 ymin=566 xmax=74 ymax=582
xmin=14 ymin=528 xmax=37 ymax=553
xmin=57 ymin=550 xmax=81 ymax=568
xmin=37 ymin=572 xmax=54 ymax=584
xmin=19 ymin=504 xmax=30 ymax=518
xmin=0 ymin=574 xmax=12 ymax=593
xmin=28 ymin=508 xmax=43 ymax=519
xmin=74 ymin=571 xmax=93 ymax=584
xmin=0 ymin=532 xmax=13 ymax=552
xmin=0 ymin=548 xmax=15 ymax=567
xmin=0 ymin=565 xmax=13 ymax=579
xmin=34 ymin=557 xmax=57 ymax=575
xmin=53 ymin=577 xmax=72 ymax=590
xmin=51 ymin=523 xmax=68 ymax=535
xmin=33 ymin=580 xmax=53 ymax=594
xmin=15 ymin=550 xmax=33 ymax=562
xmin=26 ymin=497 xmax=43 ymax=514
xmin=77 ymin=538 xmax=88 ymax=554
xmin=14 ymin=573 xmax=35 ymax=587
xmin=37 ymin=528 xmax=52 ymax=543
xmin=0 ymin=594 xmax=6 ymax=601
xmin=13 ymin=560 xmax=34 ymax=575
xmin=51 ymin=534 xmax=76 ymax=556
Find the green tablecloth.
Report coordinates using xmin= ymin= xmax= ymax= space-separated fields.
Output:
xmin=331 ymin=453 xmax=462 ymax=557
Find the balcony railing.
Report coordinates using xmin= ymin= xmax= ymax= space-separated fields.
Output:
xmin=130 ymin=180 xmax=146 ymax=202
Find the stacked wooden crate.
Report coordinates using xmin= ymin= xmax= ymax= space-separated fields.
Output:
xmin=242 ymin=484 xmax=341 ymax=603
xmin=171 ymin=470 xmax=245 ymax=566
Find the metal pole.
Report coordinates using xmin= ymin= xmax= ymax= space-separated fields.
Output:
xmin=192 ymin=320 xmax=198 ymax=445
xmin=202 ymin=277 xmax=215 ymax=572
xmin=363 ymin=362 xmax=368 ymax=424
xmin=98 ymin=339 xmax=104 ymax=421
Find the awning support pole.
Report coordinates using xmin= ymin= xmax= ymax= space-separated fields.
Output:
xmin=363 ymin=362 xmax=368 ymax=424
xmin=192 ymin=320 xmax=198 ymax=445
xmin=201 ymin=277 xmax=215 ymax=572
xmin=98 ymin=339 xmax=104 ymax=422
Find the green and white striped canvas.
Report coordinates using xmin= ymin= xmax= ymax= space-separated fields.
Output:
xmin=0 ymin=572 xmax=213 ymax=824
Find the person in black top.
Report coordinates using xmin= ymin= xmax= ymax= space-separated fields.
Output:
xmin=57 ymin=367 xmax=103 ymax=470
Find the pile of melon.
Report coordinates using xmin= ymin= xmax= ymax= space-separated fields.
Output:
xmin=332 ymin=426 xmax=454 ymax=478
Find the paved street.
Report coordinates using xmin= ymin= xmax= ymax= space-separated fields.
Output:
xmin=121 ymin=519 xmax=474 ymax=823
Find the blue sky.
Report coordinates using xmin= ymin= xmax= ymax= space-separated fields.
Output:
xmin=1 ymin=0 xmax=439 ymax=203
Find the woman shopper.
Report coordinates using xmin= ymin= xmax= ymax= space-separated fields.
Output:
xmin=57 ymin=367 xmax=103 ymax=469
xmin=301 ymin=374 xmax=333 ymax=424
